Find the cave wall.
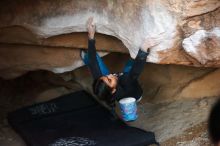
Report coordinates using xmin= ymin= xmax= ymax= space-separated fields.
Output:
xmin=0 ymin=0 xmax=219 ymax=79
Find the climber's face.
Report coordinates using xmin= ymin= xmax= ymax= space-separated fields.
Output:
xmin=100 ymin=74 xmax=118 ymax=93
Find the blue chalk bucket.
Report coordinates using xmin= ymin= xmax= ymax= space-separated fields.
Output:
xmin=119 ymin=97 xmax=138 ymax=121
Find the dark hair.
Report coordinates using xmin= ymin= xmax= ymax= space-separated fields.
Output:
xmin=93 ymin=78 xmax=113 ymax=104
xmin=209 ymin=99 xmax=220 ymax=144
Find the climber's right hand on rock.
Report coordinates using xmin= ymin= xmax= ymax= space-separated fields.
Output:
xmin=141 ymin=32 xmax=166 ymax=52
xmin=87 ymin=17 xmax=96 ymax=39
xmin=141 ymin=37 xmax=162 ymax=52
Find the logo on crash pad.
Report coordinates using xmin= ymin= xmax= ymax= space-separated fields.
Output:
xmin=49 ymin=137 xmax=96 ymax=146
xmin=29 ymin=103 xmax=58 ymax=116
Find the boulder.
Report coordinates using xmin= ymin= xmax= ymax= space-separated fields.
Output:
xmin=0 ymin=0 xmax=219 ymax=78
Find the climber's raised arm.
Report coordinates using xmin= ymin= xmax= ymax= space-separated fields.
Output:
xmin=128 ymin=36 xmax=163 ymax=80
xmin=87 ymin=17 xmax=102 ymax=79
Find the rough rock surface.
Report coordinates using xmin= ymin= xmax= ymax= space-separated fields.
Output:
xmin=0 ymin=0 xmax=219 ymax=78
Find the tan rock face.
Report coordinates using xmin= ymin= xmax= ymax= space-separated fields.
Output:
xmin=0 ymin=44 xmax=83 ymax=79
xmin=0 ymin=0 xmax=219 ymax=78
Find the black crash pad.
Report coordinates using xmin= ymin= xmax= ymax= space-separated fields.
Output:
xmin=8 ymin=90 xmax=159 ymax=146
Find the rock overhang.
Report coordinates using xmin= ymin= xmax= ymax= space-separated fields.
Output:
xmin=0 ymin=0 xmax=219 ymax=79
